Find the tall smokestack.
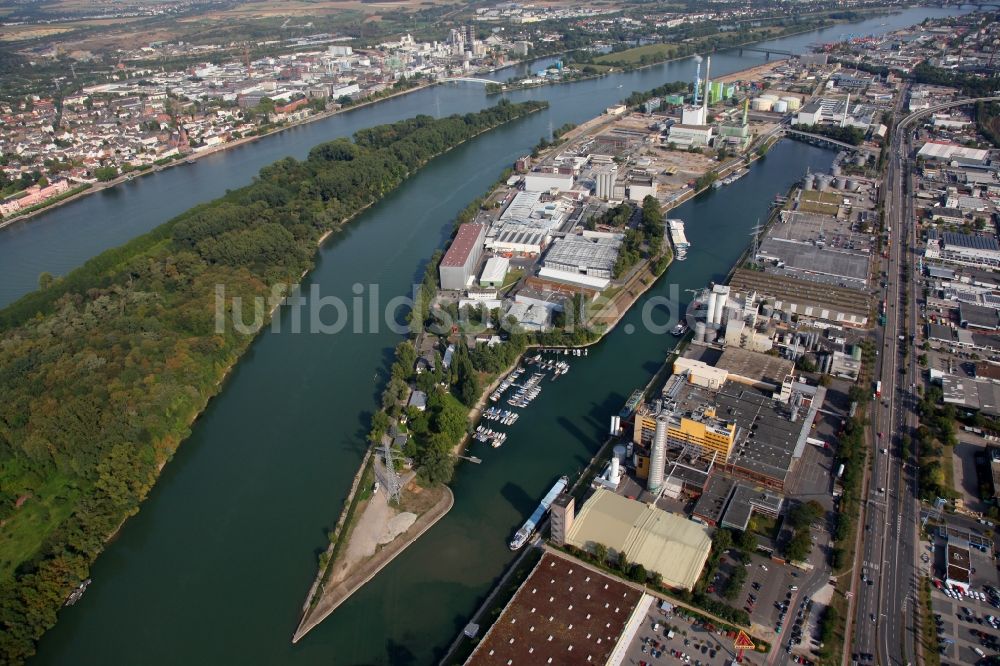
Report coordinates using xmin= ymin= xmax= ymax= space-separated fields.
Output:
xmin=702 ymin=57 xmax=712 ymax=112
xmin=842 ymin=93 xmax=850 ymax=128
xmin=694 ymin=61 xmax=702 ymax=105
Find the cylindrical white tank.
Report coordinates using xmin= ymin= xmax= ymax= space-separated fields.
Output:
xmin=712 ymin=286 xmax=729 ymax=324
xmin=837 ymin=176 xmax=848 ymax=190
xmin=610 ymin=415 xmax=621 ymax=436
xmin=831 ymin=164 xmax=842 ymax=177
xmin=782 ymin=96 xmax=801 ymax=111
xmin=609 ymin=456 xmax=621 ymax=484
xmin=855 ymin=154 xmax=866 ymax=166
xmin=819 ymin=175 xmax=831 ymax=191
xmin=613 ymin=444 xmax=627 ymax=463
xmin=751 ymin=98 xmax=773 ymax=112
xmin=695 ymin=321 xmax=707 ymax=343
xmin=706 ymin=291 xmax=719 ymax=325
xmin=772 ymin=100 xmax=788 ymax=114
xmin=847 ymin=178 xmax=859 ymax=191
xmin=803 ymin=176 xmax=814 ymax=191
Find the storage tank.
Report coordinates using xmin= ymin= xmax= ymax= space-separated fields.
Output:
xmin=609 ymin=415 xmax=621 ymax=436
xmin=772 ymin=100 xmax=788 ymax=114
xmin=819 ymin=175 xmax=832 ymax=191
xmin=695 ymin=321 xmax=707 ymax=343
xmin=837 ymin=176 xmax=848 ymax=190
xmin=751 ymin=97 xmax=773 ymax=112
xmin=855 ymin=154 xmax=866 ymax=167
xmin=803 ymin=175 xmax=814 ymax=191
xmin=613 ymin=444 xmax=627 ymax=464
xmin=831 ymin=164 xmax=842 ymax=177
xmin=706 ymin=290 xmax=719 ymax=325
xmin=847 ymin=178 xmax=859 ymax=191
xmin=703 ymin=327 xmax=717 ymax=344
xmin=711 ymin=285 xmax=729 ymax=324
xmin=781 ymin=96 xmax=801 ymax=111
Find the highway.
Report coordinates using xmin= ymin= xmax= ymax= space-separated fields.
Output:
xmin=849 ymin=95 xmax=1000 ymax=666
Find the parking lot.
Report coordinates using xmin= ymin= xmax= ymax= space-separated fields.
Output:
xmin=930 ymin=585 xmax=1000 ymax=664
xmin=709 ymin=552 xmax=803 ymax=632
xmin=927 ymin=527 xmax=1000 ymax=664
xmin=620 ymin=602 xmax=751 ymax=666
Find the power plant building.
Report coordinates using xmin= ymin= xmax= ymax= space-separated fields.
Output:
xmin=439 ymin=223 xmax=486 ymax=291
xmin=631 ymin=350 xmax=819 ymax=492
xmin=563 ymin=489 xmax=712 ymax=591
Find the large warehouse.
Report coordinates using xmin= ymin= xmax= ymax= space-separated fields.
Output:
xmin=543 ymin=233 xmax=622 ymax=280
xmin=564 ymin=489 xmax=712 ymax=591
xmin=465 ymin=552 xmax=646 ymax=666
xmin=439 ymin=223 xmax=486 ymax=291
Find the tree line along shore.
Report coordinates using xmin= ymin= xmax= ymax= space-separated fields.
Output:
xmin=0 ymin=99 xmax=547 ymax=664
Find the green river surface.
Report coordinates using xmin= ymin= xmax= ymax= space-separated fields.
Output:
xmin=9 ymin=6 xmax=974 ymax=664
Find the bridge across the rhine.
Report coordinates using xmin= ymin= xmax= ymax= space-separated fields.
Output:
xmin=438 ymin=77 xmax=497 ymax=85
xmin=780 ymin=127 xmax=877 ymax=154
xmin=737 ymin=45 xmax=796 ymax=59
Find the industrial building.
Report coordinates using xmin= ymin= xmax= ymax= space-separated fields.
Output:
xmin=959 ymin=302 xmax=1000 ymax=330
xmin=755 ymin=210 xmax=872 ymax=291
xmin=631 ymin=351 xmax=821 ymax=492
xmin=941 ymin=375 xmax=1000 ymax=416
xmin=925 ymin=230 xmax=1000 ymax=269
xmin=667 ymin=123 xmax=714 ymax=149
xmin=728 ymin=268 xmax=870 ymax=327
xmin=479 ymin=256 xmax=510 ymax=288
xmin=563 ymin=488 xmax=713 ymax=591
xmin=439 ymin=223 xmax=487 ymax=291
xmin=691 ymin=475 xmax=784 ymax=531
xmin=540 ymin=232 xmax=623 ymax=290
xmin=918 ymin=140 xmax=990 ymax=166
xmin=793 ymin=97 xmax=875 ymax=129
xmin=465 ymin=551 xmax=646 ymax=666
xmin=627 ymin=176 xmax=657 ymax=202
xmin=485 ymin=224 xmax=547 ymax=256
xmin=523 ymin=170 xmax=575 ymax=193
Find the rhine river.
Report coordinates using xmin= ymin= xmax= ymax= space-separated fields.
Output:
xmin=21 ymin=7 xmax=974 ymax=665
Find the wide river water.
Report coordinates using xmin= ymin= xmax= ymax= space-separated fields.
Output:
xmin=19 ymin=7 xmax=974 ymax=665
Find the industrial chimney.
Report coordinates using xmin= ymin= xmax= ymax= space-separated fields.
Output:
xmin=702 ymin=56 xmax=712 ymax=112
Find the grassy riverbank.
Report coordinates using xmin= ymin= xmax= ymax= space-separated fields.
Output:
xmin=0 ymin=100 xmax=546 ymax=664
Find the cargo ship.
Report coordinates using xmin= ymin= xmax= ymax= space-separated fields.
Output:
xmin=619 ymin=389 xmax=644 ymax=419
xmin=667 ymin=219 xmax=689 ymax=261
xmin=509 ymin=475 xmax=569 ymax=550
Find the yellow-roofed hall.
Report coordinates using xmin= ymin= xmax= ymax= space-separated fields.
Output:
xmin=564 ymin=488 xmax=712 ymax=591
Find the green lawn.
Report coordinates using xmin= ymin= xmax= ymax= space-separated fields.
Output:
xmin=0 ymin=474 xmax=81 ymax=580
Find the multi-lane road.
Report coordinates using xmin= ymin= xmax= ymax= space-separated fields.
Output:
xmin=850 ymin=95 xmax=1000 ymax=666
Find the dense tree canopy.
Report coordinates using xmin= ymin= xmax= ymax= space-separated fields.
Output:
xmin=0 ymin=99 xmax=546 ymax=663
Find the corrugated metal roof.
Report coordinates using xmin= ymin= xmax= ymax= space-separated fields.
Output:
xmin=565 ymin=489 xmax=711 ymax=591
